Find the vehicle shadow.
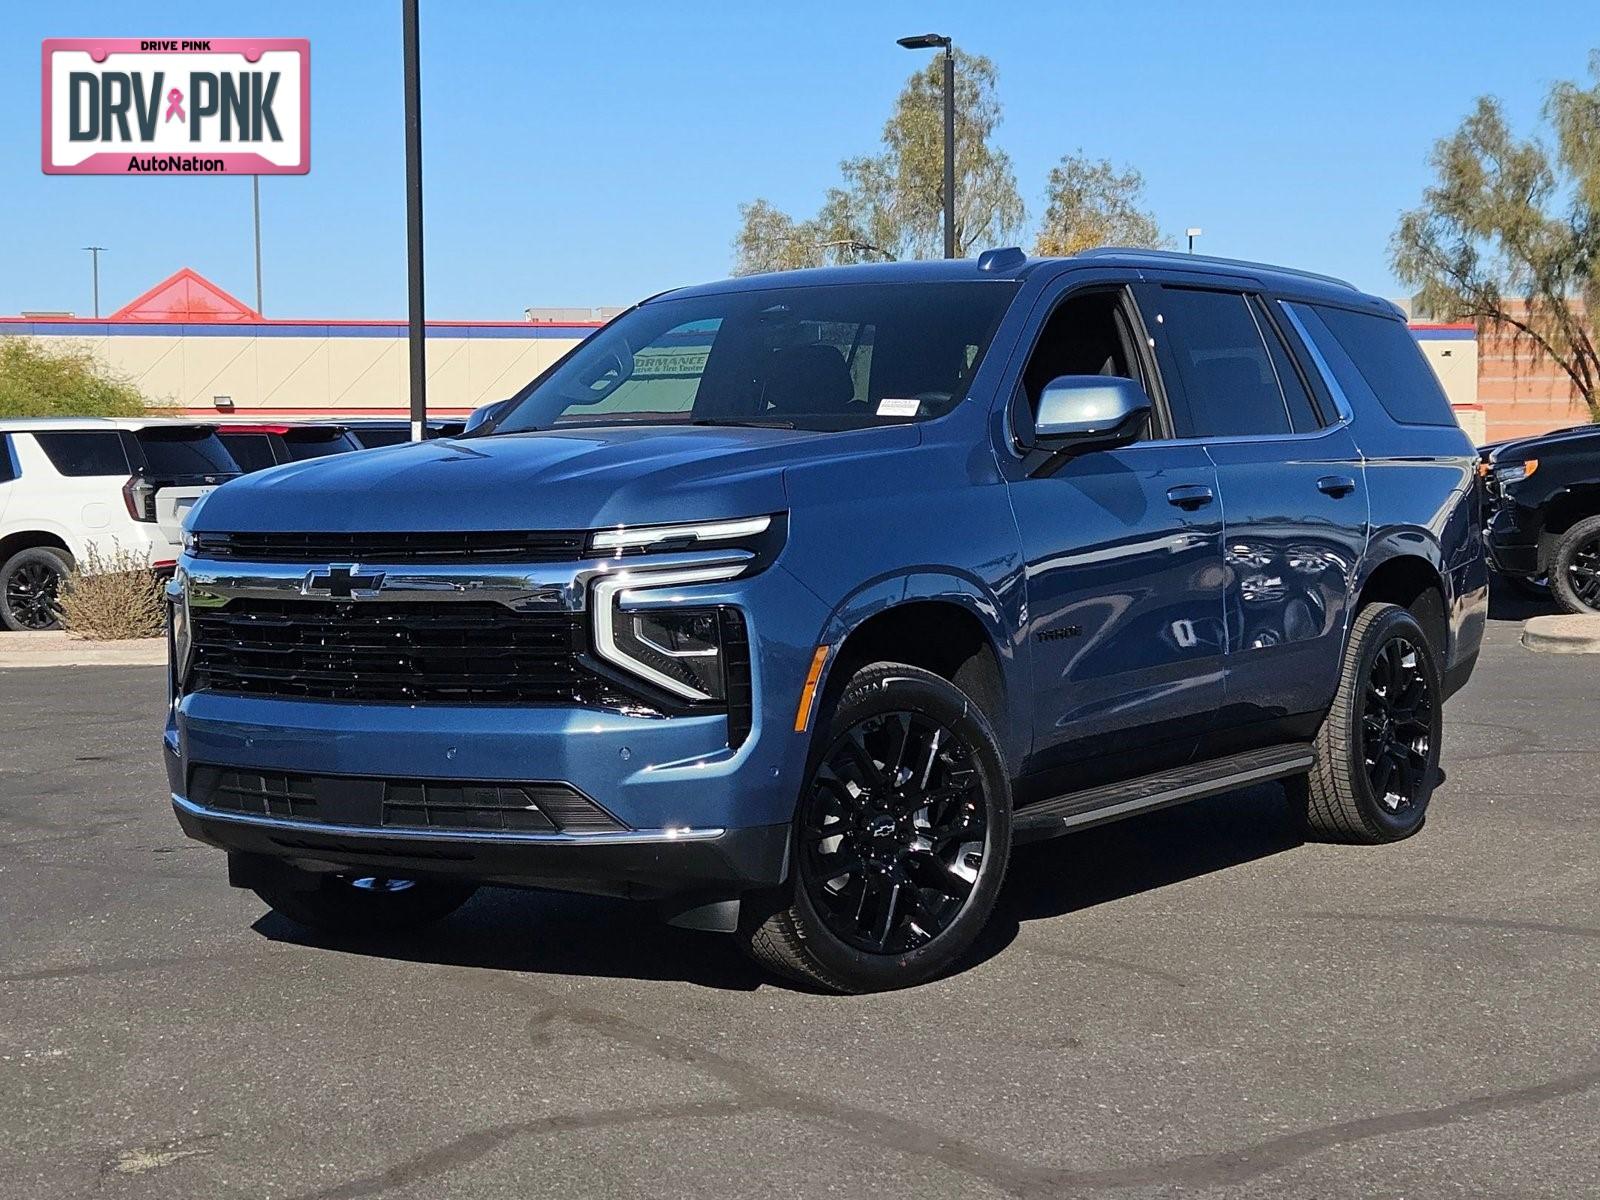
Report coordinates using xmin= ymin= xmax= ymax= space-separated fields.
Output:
xmin=1488 ymin=574 xmax=1558 ymax=623
xmin=252 ymin=781 xmax=1308 ymax=993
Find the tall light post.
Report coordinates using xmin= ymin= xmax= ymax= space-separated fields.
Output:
xmin=1186 ymin=227 xmax=1203 ymax=254
xmin=82 ymin=246 xmax=106 ymax=318
xmin=402 ymin=0 xmax=428 ymax=441
xmin=252 ymin=176 xmax=264 ymax=315
xmin=897 ymin=33 xmax=956 ymax=259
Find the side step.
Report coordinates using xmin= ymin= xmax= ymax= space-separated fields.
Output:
xmin=1012 ymin=743 xmax=1314 ymax=844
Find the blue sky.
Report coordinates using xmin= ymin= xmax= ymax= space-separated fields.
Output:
xmin=2 ymin=1 xmax=1593 ymax=319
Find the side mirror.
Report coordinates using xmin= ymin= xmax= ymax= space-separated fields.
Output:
xmin=1030 ymin=375 xmax=1152 ymax=450
xmin=462 ymin=398 xmax=512 ymax=434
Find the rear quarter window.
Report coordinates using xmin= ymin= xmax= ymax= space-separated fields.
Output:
xmin=1293 ymin=304 xmax=1457 ymax=427
xmin=32 ymin=430 xmax=131 ymax=477
xmin=0 ymin=435 xmax=16 ymax=484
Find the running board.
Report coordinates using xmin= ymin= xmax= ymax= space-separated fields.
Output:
xmin=1012 ymin=743 xmax=1315 ymax=844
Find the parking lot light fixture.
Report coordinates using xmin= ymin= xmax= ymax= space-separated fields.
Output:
xmin=897 ymin=33 xmax=956 ymax=259
xmin=1186 ymin=227 xmax=1203 ymax=253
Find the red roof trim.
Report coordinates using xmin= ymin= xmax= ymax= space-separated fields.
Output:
xmin=109 ymin=266 xmax=260 ymax=322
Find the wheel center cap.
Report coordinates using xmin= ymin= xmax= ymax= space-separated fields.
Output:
xmin=866 ymin=814 xmax=898 ymax=840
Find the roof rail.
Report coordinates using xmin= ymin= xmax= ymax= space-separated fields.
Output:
xmin=1073 ymin=247 xmax=1358 ymax=291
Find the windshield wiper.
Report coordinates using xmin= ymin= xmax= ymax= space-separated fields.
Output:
xmin=690 ymin=418 xmax=797 ymax=429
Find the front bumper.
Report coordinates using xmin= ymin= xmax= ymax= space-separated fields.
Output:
xmin=164 ymin=548 xmax=828 ymax=899
xmin=171 ymin=790 xmax=789 ymax=898
xmin=1484 ymin=502 xmax=1542 ymax=577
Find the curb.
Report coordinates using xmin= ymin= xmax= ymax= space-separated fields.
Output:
xmin=1522 ymin=614 xmax=1600 ymax=654
xmin=0 ymin=632 xmax=165 ymax=669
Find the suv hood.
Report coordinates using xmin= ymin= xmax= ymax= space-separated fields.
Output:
xmin=193 ymin=424 xmax=917 ymax=534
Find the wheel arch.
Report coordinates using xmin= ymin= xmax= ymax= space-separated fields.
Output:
xmin=0 ymin=528 xmax=75 ymax=568
xmin=1351 ymin=540 xmax=1449 ymax=663
xmin=812 ymin=576 xmax=1021 ymax=772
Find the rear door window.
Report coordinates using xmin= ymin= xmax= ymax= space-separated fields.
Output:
xmin=0 ymin=435 xmax=15 ymax=484
xmin=1138 ymin=287 xmax=1292 ymax=438
xmin=132 ymin=428 xmax=237 ymax=476
xmin=1290 ymin=303 xmax=1457 ymax=426
xmin=33 ymin=430 xmax=131 ymax=477
xmin=1251 ymin=298 xmax=1324 ymax=433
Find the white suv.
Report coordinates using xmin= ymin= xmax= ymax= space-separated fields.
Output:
xmin=0 ymin=418 xmax=238 ymax=630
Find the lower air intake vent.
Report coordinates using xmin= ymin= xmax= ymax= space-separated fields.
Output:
xmin=190 ymin=765 xmax=628 ymax=835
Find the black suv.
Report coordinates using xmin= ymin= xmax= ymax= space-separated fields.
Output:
xmin=1481 ymin=422 xmax=1600 ymax=612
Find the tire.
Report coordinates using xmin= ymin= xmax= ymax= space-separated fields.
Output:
xmin=1290 ymin=602 xmax=1443 ymax=844
xmin=254 ymin=871 xmax=477 ymax=936
xmin=1549 ymin=515 xmax=1600 ymax=615
xmin=738 ymin=662 xmax=1012 ymax=993
xmin=0 ymin=546 xmax=72 ymax=631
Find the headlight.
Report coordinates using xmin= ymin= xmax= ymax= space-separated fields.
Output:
xmin=592 ymin=564 xmax=745 ymax=702
xmin=1494 ymin=458 xmax=1538 ymax=484
xmin=588 ymin=513 xmax=786 ymax=564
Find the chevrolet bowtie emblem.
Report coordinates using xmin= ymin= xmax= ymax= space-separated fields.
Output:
xmin=302 ymin=564 xmax=385 ymax=598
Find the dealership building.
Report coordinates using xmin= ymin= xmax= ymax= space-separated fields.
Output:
xmin=0 ymin=265 xmax=1584 ymax=443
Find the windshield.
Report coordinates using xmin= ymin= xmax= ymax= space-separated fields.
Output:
xmin=492 ymin=281 xmax=1019 ymax=434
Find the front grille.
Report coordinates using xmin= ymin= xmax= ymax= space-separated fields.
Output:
xmin=190 ymin=597 xmax=637 ymax=706
xmin=190 ymin=764 xmax=627 ymax=834
xmin=190 ymin=529 xmax=585 ymax=563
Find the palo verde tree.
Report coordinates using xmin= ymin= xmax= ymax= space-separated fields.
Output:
xmin=1392 ymin=51 xmax=1600 ymax=421
xmin=734 ymin=51 xmax=1025 ymax=272
xmin=1033 ymin=153 xmax=1165 ymax=257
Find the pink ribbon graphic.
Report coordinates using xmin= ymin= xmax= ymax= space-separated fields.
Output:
xmin=164 ymin=88 xmax=185 ymax=123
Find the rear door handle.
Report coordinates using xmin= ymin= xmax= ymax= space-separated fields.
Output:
xmin=1166 ymin=484 xmax=1215 ymax=510
xmin=1317 ymin=475 xmax=1357 ymax=497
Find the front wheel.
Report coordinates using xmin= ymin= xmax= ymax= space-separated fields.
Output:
xmin=1550 ymin=515 xmax=1600 ymax=615
xmin=739 ymin=662 xmax=1011 ymax=993
xmin=254 ymin=871 xmax=477 ymax=936
xmin=1290 ymin=602 xmax=1442 ymax=843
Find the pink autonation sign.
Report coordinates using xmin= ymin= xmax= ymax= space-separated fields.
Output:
xmin=42 ymin=38 xmax=309 ymax=175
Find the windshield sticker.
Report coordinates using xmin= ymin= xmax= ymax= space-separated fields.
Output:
xmin=876 ymin=398 xmax=921 ymax=418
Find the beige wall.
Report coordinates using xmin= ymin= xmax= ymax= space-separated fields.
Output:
xmin=7 ymin=323 xmax=592 ymax=417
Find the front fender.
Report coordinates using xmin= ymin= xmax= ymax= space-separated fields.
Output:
xmin=808 ymin=568 xmax=1028 ymax=772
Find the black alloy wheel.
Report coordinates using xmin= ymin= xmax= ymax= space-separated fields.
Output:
xmin=0 ymin=548 xmax=71 ymax=632
xmin=800 ymin=710 xmax=988 ymax=955
xmin=738 ymin=662 xmax=1011 ymax=992
xmin=1564 ymin=534 xmax=1600 ymax=610
xmin=1359 ymin=635 xmax=1434 ymax=813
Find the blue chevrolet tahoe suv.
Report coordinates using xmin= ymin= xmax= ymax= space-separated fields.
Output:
xmin=165 ymin=250 xmax=1487 ymax=992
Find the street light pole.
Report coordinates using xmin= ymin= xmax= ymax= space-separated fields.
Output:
xmin=82 ymin=246 xmax=106 ymax=318
xmin=402 ymin=0 xmax=428 ymax=442
xmin=897 ymin=33 xmax=956 ymax=259
xmin=1186 ymin=227 xmax=1203 ymax=254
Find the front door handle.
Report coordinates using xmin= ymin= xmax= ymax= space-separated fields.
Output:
xmin=1317 ymin=475 xmax=1357 ymax=498
xmin=1166 ymin=484 xmax=1215 ymax=510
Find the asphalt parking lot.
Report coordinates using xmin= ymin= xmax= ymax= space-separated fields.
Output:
xmin=2 ymin=589 xmax=1596 ymax=1199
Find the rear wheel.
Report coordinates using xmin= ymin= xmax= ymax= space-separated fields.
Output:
xmin=1550 ymin=516 xmax=1600 ymax=615
xmin=739 ymin=662 xmax=1011 ymax=993
xmin=1291 ymin=603 xmax=1442 ymax=844
xmin=254 ymin=871 xmax=477 ymax=936
xmin=0 ymin=546 xmax=72 ymax=631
